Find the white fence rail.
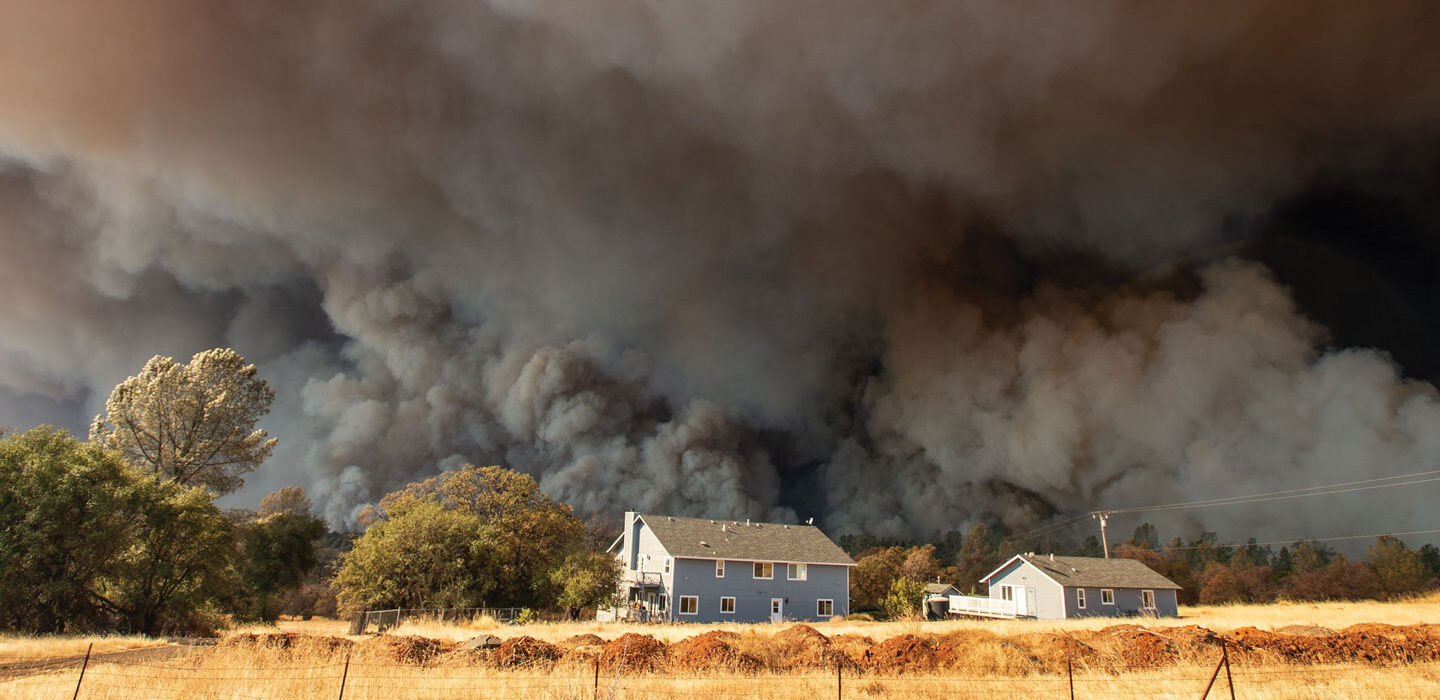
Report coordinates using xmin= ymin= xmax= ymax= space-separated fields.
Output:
xmin=944 ymin=594 xmax=1019 ymax=618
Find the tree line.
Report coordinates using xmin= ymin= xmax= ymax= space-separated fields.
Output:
xmin=0 ymin=348 xmax=620 ymax=636
xmin=842 ymin=520 xmax=1440 ymax=617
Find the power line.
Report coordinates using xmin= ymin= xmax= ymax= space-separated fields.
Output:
xmin=1110 ymin=470 xmax=1440 ymax=514
xmin=1153 ymin=528 xmax=1440 ymax=553
xmin=999 ymin=469 xmax=1440 ymax=544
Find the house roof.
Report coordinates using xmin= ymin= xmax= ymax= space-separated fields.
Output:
xmin=637 ymin=514 xmax=856 ymax=566
xmin=924 ymin=583 xmax=959 ymax=594
xmin=984 ymin=554 xmax=1182 ymax=590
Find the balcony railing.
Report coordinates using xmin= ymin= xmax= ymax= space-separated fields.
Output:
xmin=624 ymin=570 xmax=662 ymax=586
xmin=944 ymin=594 xmax=1019 ymax=619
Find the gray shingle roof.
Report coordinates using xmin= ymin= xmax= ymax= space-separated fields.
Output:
xmin=639 ymin=514 xmax=856 ymax=566
xmin=924 ymin=583 xmax=960 ymax=594
xmin=997 ymin=554 xmax=1181 ymax=590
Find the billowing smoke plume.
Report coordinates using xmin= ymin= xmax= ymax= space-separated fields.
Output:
xmin=2 ymin=1 xmax=1440 ymax=540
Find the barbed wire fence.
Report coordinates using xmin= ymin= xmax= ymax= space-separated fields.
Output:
xmin=347 ymin=607 xmax=526 ymax=634
xmin=5 ymin=641 xmax=1440 ymax=699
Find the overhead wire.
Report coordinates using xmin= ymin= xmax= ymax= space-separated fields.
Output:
xmin=999 ymin=469 xmax=1440 ymax=542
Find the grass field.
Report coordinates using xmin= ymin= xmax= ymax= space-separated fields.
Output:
xmin=4 ymin=594 xmax=1438 ymax=699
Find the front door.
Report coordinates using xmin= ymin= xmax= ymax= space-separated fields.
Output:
xmin=1012 ymin=586 xmax=1026 ymax=616
xmin=770 ymin=598 xmax=783 ymax=623
xmin=1026 ymin=588 xmax=1037 ymax=618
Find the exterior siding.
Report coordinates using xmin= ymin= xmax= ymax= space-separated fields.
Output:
xmin=668 ymin=557 xmax=850 ymax=623
xmin=987 ymin=560 xmax=1065 ymax=620
xmin=1064 ymin=586 xmax=1178 ymax=618
xmin=616 ymin=514 xmax=681 ymax=620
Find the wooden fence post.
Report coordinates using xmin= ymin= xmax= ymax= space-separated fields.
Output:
xmin=336 ymin=649 xmax=351 ymax=700
xmin=71 ymin=642 xmax=92 ymax=700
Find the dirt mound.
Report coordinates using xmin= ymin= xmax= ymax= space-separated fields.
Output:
xmin=219 ymin=633 xmax=353 ymax=656
xmin=1275 ymin=625 xmax=1335 ymax=637
xmin=1091 ymin=627 xmax=1176 ymax=669
xmin=769 ymin=624 xmax=852 ymax=668
xmin=698 ymin=630 xmax=741 ymax=641
xmin=1010 ymin=632 xmax=1094 ymax=674
xmin=933 ymin=630 xmax=1042 ymax=675
xmin=829 ymin=634 xmax=875 ymax=666
xmin=773 ymin=625 xmax=829 ymax=647
xmin=867 ymin=634 xmax=937 ymax=672
xmin=560 ymin=634 xmax=607 ymax=650
xmin=600 ymin=633 xmax=669 ymax=672
xmin=670 ymin=636 xmax=761 ymax=672
xmin=491 ymin=636 xmax=562 ymax=668
xmin=1155 ymin=625 xmax=1226 ymax=656
xmin=358 ymin=635 xmax=452 ymax=665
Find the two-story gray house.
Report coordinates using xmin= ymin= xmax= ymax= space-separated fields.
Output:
xmin=943 ymin=553 xmax=1181 ymax=620
xmin=600 ymin=512 xmax=856 ymax=623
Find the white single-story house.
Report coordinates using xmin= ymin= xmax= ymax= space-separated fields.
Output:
xmin=941 ymin=554 xmax=1181 ymax=620
xmin=599 ymin=512 xmax=856 ymax=623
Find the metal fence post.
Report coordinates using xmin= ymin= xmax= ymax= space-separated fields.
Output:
xmin=1200 ymin=641 xmax=1227 ymax=699
xmin=1067 ymin=651 xmax=1074 ymax=700
xmin=593 ymin=655 xmax=600 ymax=700
xmin=836 ymin=659 xmax=842 ymax=700
xmin=71 ymin=642 xmax=92 ymax=700
xmin=1222 ymin=642 xmax=1234 ymax=700
xmin=336 ymin=649 xmax=351 ymax=700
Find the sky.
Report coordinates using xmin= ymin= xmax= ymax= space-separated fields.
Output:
xmin=1 ymin=1 xmax=1439 ymax=546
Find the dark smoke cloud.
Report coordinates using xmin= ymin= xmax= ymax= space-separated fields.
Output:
xmin=2 ymin=1 xmax=1439 ymax=541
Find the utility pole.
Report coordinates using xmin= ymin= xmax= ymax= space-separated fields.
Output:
xmin=1091 ymin=511 xmax=1111 ymax=559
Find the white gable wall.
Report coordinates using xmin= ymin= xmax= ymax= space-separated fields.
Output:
xmin=987 ymin=558 xmax=1066 ymax=620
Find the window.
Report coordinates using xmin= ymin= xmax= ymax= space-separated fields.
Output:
xmin=1000 ymin=586 xmax=1014 ymax=601
xmin=1076 ymin=589 xmax=1086 ymax=609
xmin=720 ymin=597 xmax=735 ymax=614
xmin=787 ymin=563 xmax=808 ymax=581
xmin=817 ymin=599 xmax=834 ymax=617
xmin=1101 ymin=589 xmax=1115 ymax=605
xmin=1142 ymin=590 xmax=1156 ymax=609
xmin=753 ymin=562 xmax=773 ymax=579
xmin=658 ymin=594 xmax=668 ymax=611
xmin=715 ymin=560 xmax=725 ymax=578
xmin=663 ymin=557 xmax=672 ymax=575
xmin=679 ymin=596 xmax=698 ymax=615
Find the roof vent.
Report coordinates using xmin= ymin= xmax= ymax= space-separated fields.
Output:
xmin=745 ymin=519 xmax=750 ymax=526
xmin=700 ymin=541 xmax=709 ymax=547
xmin=1050 ymin=553 xmax=1055 ymax=561
xmin=722 ymin=524 xmax=727 ymax=532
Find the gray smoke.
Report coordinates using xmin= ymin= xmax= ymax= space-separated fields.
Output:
xmin=1 ymin=1 xmax=1439 ymax=541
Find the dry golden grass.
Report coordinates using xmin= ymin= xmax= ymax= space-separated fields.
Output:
xmin=2 ymin=646 xmax=1437 ymax=699
xmin=370 ymin=591 xmax=1440 ymax=645
xmin=5 ymin=595 xmax=1439 ymax=698
xmin=0 ymin=634 xmax=165 ymax=662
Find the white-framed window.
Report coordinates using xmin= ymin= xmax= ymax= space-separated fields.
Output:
xmin=679 ymin=596 xmax=698 ymax=615
xmin=787 ymin=563 xmax=808 ymax=581
xmin=753 ymin=562 xmax=773 ymax=579
xmin=663 ymin=556 xmax=672 ymax=575
xmin=817 ymin=599 xmax=834 ymax=617
xmin=658 ymin=594 xmax=668 ymax=611
xmin=1000 ymin=586 xmax=1014 ymax=601
xmin=1142 ymin=590 xmax=1156 ymax=609
xmin=715 ymin=560 xmax=725 ymax=578
xmin=1076 ymin=589 xmax=1086 ymax=609
xmin=720 ymin=596 xmax=735 ymax=614
xmin=1101 ymin=589 xmax=1115 ymax=605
